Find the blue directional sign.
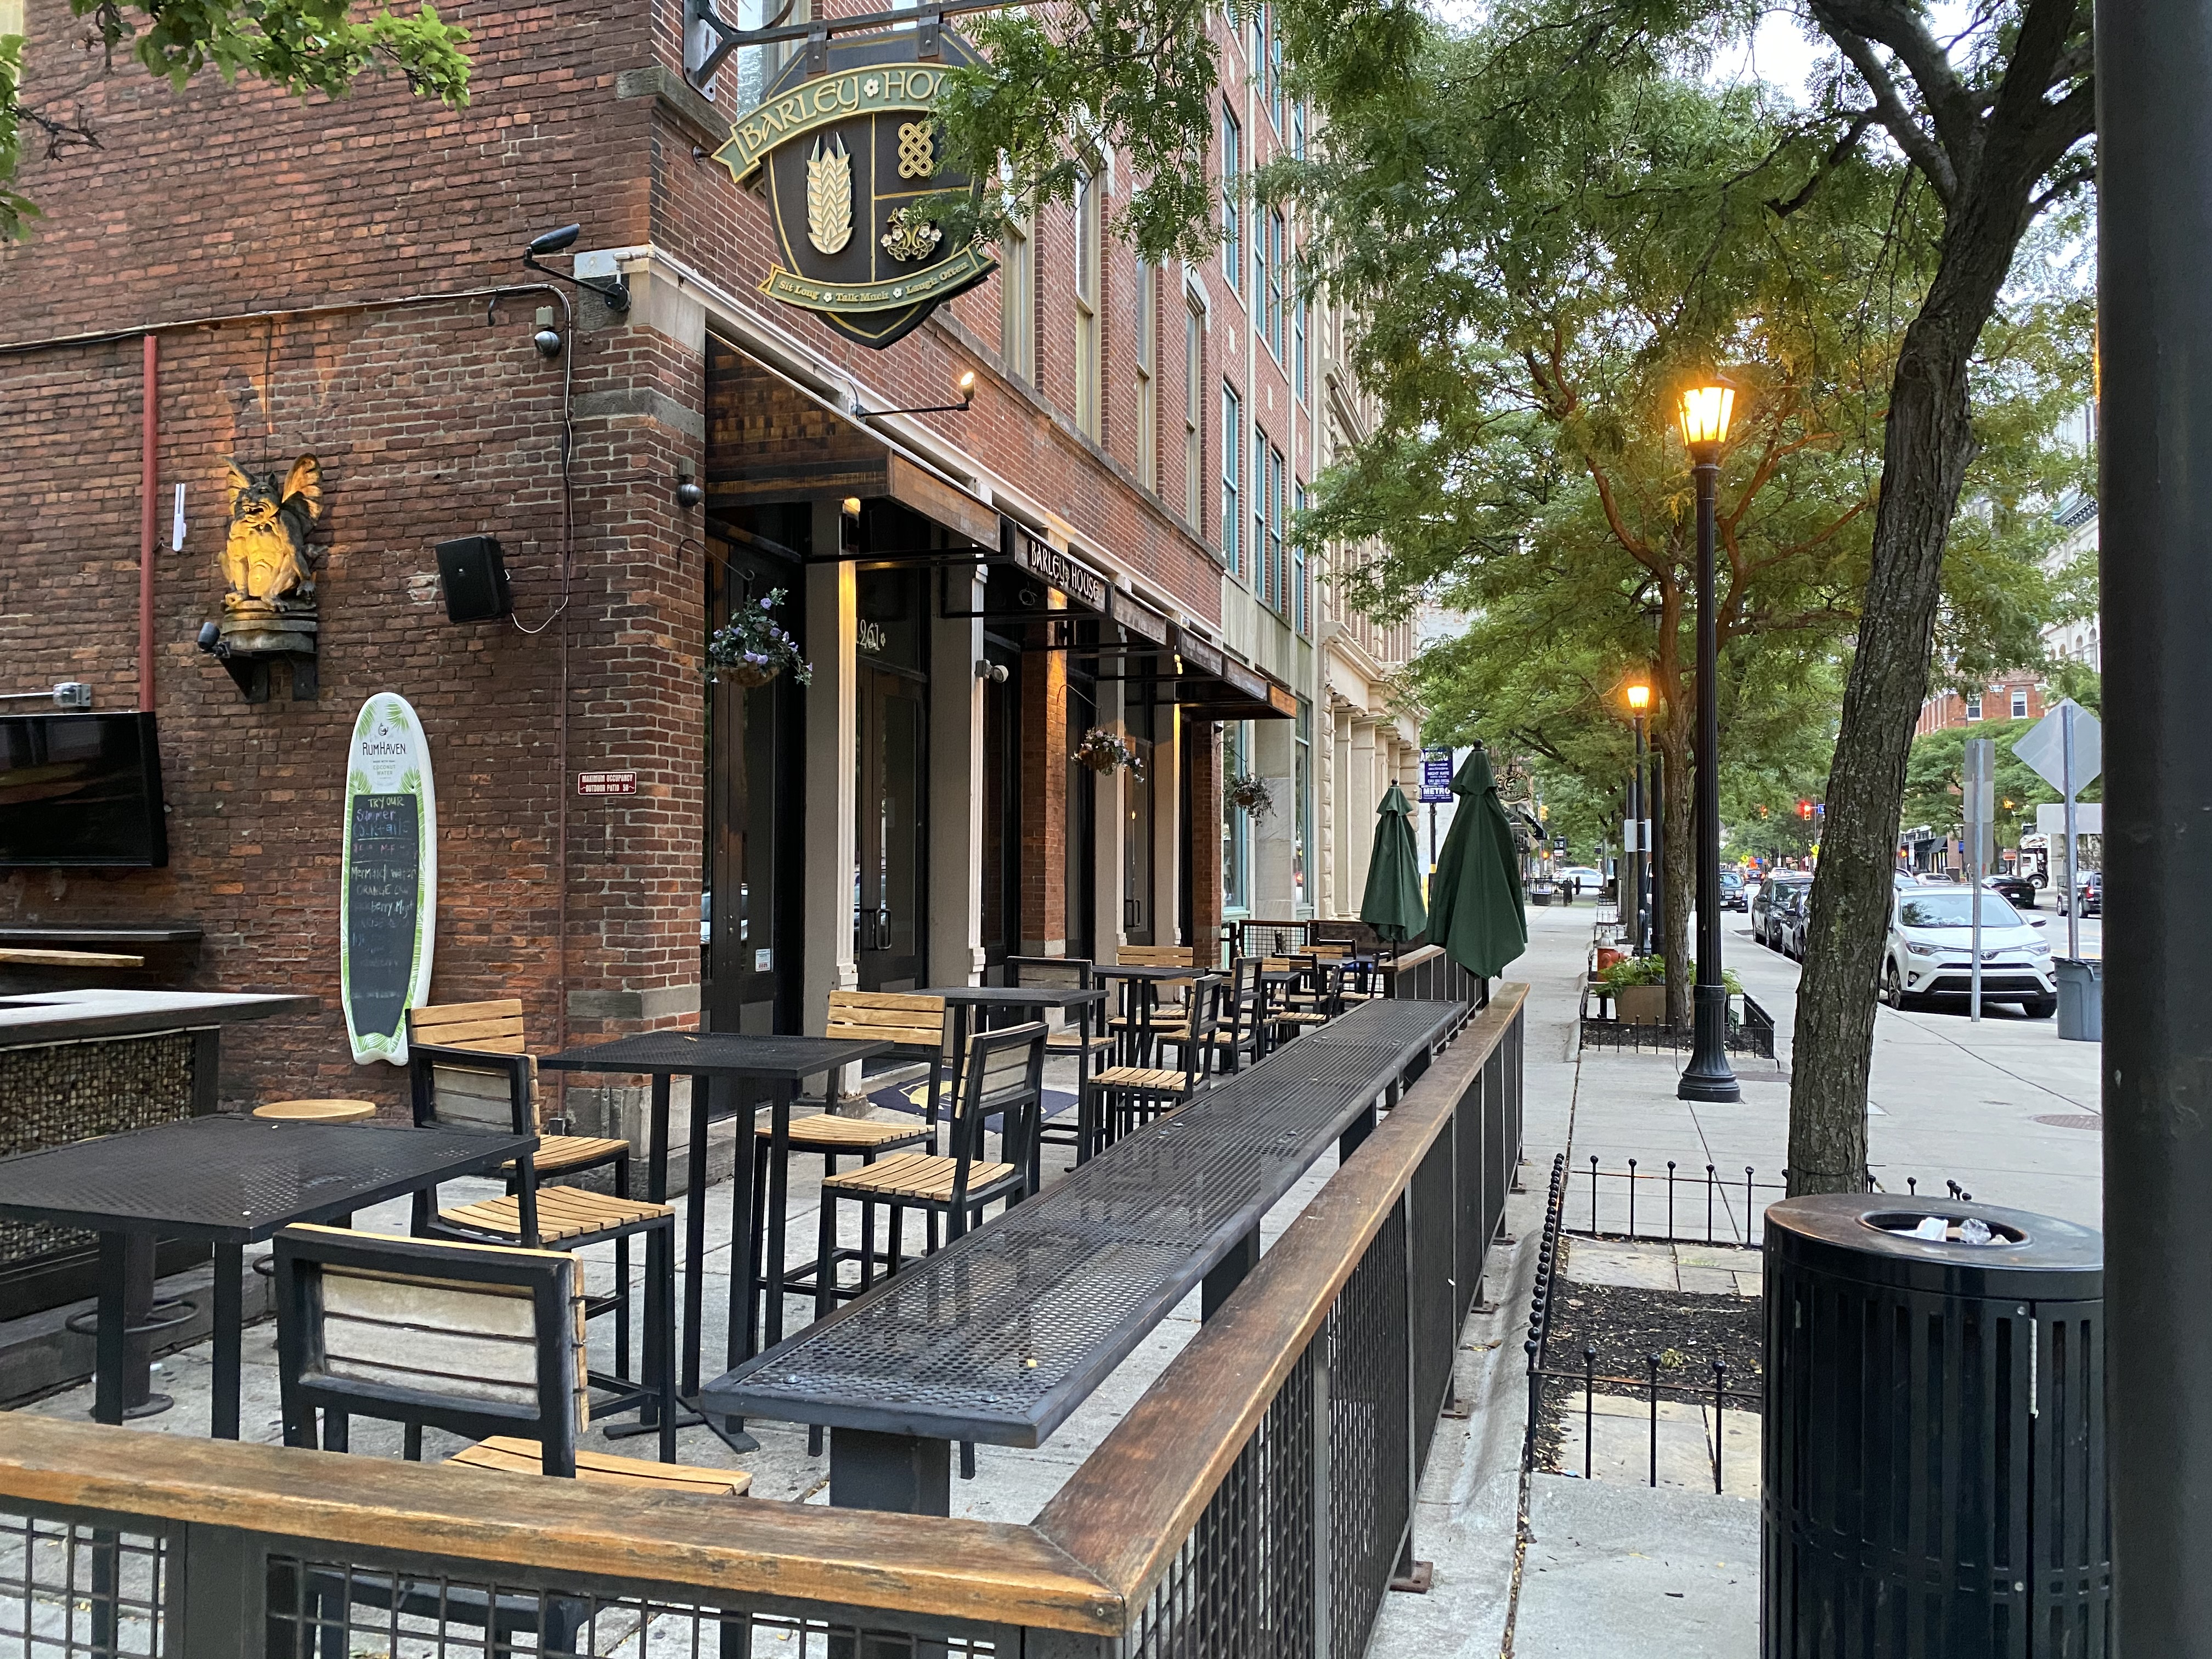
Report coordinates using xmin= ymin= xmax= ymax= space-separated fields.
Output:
xmin=1419 ymin=747 xmax=1455 ymax=803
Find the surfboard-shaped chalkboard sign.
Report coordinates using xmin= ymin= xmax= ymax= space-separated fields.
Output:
xmin=341 ymin=693 xmax=436 ymax=1064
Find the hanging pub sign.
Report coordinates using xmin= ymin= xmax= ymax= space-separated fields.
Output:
xmin=713 ymin=31 xmax=997 ymax=349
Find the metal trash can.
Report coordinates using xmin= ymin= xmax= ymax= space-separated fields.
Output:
xmin=1763 ymin=1196 xmax=2105 ymax=1657
xmin=2054 ymin=957 xmax=2103 ymax=1042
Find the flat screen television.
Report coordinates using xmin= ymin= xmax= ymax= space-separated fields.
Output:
xmin=0 ymin=712 xmax=169 ymax=868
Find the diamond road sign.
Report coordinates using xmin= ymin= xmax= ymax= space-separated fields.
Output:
xmin=2012 ymin=699 xmax=2102 ymax=795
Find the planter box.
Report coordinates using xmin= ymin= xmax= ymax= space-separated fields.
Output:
xmin=1616 ymin=984 xmax=1667 ymax=1026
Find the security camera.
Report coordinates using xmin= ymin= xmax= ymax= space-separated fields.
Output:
xmin=532 ymin=307 xmax=563 ymax=360
xmin=195 ymin=621 xmax=232 ymax=661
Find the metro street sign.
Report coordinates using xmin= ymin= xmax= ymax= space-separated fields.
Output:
xmin=1419 ymin=747 xmax=1454 ymax=804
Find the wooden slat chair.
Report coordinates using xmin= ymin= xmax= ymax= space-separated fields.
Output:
xmin=1006 ymin=956 xmax=1110 ymax=1164
xmin=273 ymin=1226 xmax=738 ymax=1652
xmin=407 ymin=1001 xmax=630 ymax=1186
xmin=407 ymin=1059 xmax=676 ymax=1435
xmin=1194 ymin=957 xmax=1267 ymax=1075
xmin=1105 ymin=943 xmax=1203 ymax=1054
xmin=741 ymin=990 xmax=950 ymax=1333
xmin=1090 ymin=974 xmax=1223 ymax=1146
xmin=812 ymin=1021 xmax=1050 ymax=1306
xmin=1262 ymin=957 xmax=1337 ymax=1045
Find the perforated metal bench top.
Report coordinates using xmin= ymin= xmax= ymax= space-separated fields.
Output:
xmin=702 ymin=996 xmax=1468 ymax=1445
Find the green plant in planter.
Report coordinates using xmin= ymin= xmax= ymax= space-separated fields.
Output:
xmin=1598 ymin=955 xmax=1742 ymax=996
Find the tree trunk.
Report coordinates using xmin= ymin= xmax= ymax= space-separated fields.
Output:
xmin=1660 ymin=723 xmax=1694 ymax=1028
xmin=1786 ymin=199 xmax=2025 ymax=1195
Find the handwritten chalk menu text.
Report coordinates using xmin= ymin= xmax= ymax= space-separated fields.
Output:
xmin=345 ymin=794 xmax=420 ymax=1046
xmin=341 ymin=693 xmax=438 ymax=1064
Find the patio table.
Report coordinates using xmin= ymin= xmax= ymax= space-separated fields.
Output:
xmin=703 ymin=996 xmax=1465 ymax=1513
xmin=0 ymin=1115 xmax=535 ymax=1436
xmin=916 ymin=984 xmax=1109 ymax=1162
xmin=536 ymin=1030 xmax=894 ymax=1441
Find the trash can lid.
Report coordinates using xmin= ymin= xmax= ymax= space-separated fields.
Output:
xmin=1765 ymin=1193 xmax=2102 ymax=1301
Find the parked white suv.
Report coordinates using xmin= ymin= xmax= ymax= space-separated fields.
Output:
xmin=1881 ymin=886 xmax=2057 ymax=1017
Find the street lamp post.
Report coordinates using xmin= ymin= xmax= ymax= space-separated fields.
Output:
xmin=1677 ymin=383 xmax=1741 ymax=1104
xmin=1626 ymin=683 xmax=1651 ymax=956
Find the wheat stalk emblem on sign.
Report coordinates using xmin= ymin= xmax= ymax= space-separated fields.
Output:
xmin=806 ymin=134 xmax=853 ymax=255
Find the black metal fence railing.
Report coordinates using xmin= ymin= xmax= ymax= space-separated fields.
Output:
xmin=1578 ymin=990 xmax=1779 ymax=1059
xmin=1564 ymin=1158 xmax=1974 ymax=1248
xmin=0 ymin=997 xmax=1531 ymax=1659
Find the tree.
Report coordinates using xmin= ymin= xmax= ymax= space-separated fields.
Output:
xmin=1755 ymin=2 xmax=2094 ymax=1195
xmin=2 ymin=0 xmax=470 ymax=238
xmin=1282 ymin=15 xmax=2072 ymax=1027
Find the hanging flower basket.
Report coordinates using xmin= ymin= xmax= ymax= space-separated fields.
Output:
xmin=1224 ymin=771 xmax=1274 ymax=819
xmin=1072 ymin=726 xmax=1144 ymax=779
xmin=707 ymin=589 xmax=813 ymax=688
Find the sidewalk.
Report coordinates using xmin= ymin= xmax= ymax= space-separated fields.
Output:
xmin=1462 ymin=895 xmax=2107 ymax=1659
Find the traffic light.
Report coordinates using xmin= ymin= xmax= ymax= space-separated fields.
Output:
xmin=1797 ymin=799 xmax=1813 ymax=820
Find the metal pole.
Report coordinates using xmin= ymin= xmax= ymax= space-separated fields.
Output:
xmin=2063 ymin=705 xmax=2081 ymax=961
xmin=1680 ymin=456 xmax=1739 ymax=1102
xmin=1630 ymin=715 xmax=1647 ymax=955
xmin=1649 ymin=746 xmax=1665 ymax=960
xmin=2102 ymin=4 xmax=2212 ymax=1644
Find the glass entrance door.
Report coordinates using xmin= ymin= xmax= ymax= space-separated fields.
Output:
xmin=704 ymin=535 xmax=805 ymax=1034
xmin=854 ymin=567 xmax=929 ymax=992
xmin=1123 ymin=698 xmax=1155 ymax=945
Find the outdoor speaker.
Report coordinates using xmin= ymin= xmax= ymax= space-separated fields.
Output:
xmin=435 ymin=535 xmax=512 ymax=624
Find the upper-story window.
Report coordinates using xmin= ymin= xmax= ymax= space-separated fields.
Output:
xmin=1136 ymin=259 xmax=1158 ymax=491
xmin=2011 ymin=687 xmax=2029 ymax=719
xmin=1965 ymin=693 xmax=1983 ymax=721
xmin=1294 ymin=268 xmax=1308 ymax=402
xmin=690 ymin=0 xmax=809 ymax=109
xmin=1293 ymin=98 xmax=1306 ymax=160
xmin=1263 ymin=212 xmax=1286 ymax=361
xmin=1074 ymin=168 xmax=1102 ymax=439
xmin=1184 ymin=296 xmax=1205 ymax=528
xmin=1001 ymin=208 xmax=1035 ymax=383
xmin=1221 ymin=106 xmax=1242 ymax=297
xmin=1265 ymin=442 xmax=1286 ymax=614
xmin=1222 ymin=384 xmax=1243 ymax=577
xmin=1293 ymin=479 xmax=1309 ymax=636
xmin=1254 ymin=423 xmax=1272 ymax=608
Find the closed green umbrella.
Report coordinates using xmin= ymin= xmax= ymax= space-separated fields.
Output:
xmin=1426 ymin=746 xmax=1527 ymax=977
xmin=1359 ymin=782 xmax=1428 ymax=943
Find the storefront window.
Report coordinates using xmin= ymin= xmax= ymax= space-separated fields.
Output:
xmin=1222 ymin=720 xmax=1251 ymax=915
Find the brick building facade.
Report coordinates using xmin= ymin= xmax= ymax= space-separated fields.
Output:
xmin=0 ymin=0 xmax=1375 ymax=1115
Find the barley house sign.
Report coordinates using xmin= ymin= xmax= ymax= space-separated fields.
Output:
xmin=714 ymin=31 xmax=997 ymax=348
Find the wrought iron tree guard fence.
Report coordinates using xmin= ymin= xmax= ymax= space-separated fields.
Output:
xmin=1563 ymin=1157 xmax=1973 ymax=1247
xmin=1577 ymin=992 xmax=1777 ymax=1059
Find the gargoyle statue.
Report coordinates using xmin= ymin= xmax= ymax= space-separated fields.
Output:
xmin=221 ymin=455 xmax=323 ymax=613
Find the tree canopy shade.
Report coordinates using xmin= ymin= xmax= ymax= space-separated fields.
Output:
xmin=1 ymin=0 xmax=470 ymax=238
xmin=1282 ymin=16 xmax=2083 ymax=1022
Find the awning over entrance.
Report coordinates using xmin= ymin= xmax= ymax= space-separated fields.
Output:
xmin=1169 ymin=625 xmax=1299 ymax=721
xmin=704 ymin=344 xmax=999 ymax=549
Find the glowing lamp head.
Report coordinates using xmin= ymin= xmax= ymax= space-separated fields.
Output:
xmin=1625 ymin=684 xmax=1651 ymax=713
xmin=1678 ymin=382 xmax=1736 ymax=455
xmin=956 ymin=370 xmax=979 ymax=404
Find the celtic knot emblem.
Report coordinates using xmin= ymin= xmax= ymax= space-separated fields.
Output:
xmin=896 ymin=120 xmax=936 ymax=180
xmin=881 ymin=209 xmax=944 ymax=263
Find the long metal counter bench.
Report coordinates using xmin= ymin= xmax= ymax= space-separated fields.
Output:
xmin=702 ymin=996 xmax=1470 ymax=1513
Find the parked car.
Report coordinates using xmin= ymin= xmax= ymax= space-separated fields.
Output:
xmin=1881 ymin=886 xmax=2057 ymax=1017
xmin=1984 ymin=872 xmax=2039 ymax=909
xmin=1752 ymin=872 xmax=1812 ymax=950
xmin=1775 ymin=883 xmax=1814 ymax=960
xmin=1558 ymin=865 xmax=1606 ymax=898
xmin=1720 ymin=870 xmax=1747 ymax=911
xmin=2056 ymin=870 xmax=2102 ymax=917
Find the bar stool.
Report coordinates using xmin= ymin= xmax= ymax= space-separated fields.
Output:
xmin=253 ymin=1099 xmax=378 ymax=1123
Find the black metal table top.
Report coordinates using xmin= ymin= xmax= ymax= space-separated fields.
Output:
xmin=538 ymin=1030 xmax=894 ymax=1081
xmin=0 ymin=989 xmax=318 ymax=1048
xmin=0 ymin=1116 xmax=536 ymax=1244
xmin=918 ymin=986 xmax=1107 ymax=1009
xmin=702 ymin=996 xmax=1465 ymax=1446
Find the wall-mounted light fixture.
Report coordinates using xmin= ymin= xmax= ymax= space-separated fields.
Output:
xmin=675 ymin=460 xmax=704 ymax=510
xmin=975 ymin=659 xmax=1009 ymax=684
xmin=842 ymin=496 xmax=863 ymax=519
xmin=532 ymin=307 xmax=563 ymax=359
xmin=855 ymin=369 xmax=979 ymax=419
xmin=521 ymin=224 xmax=631 ymax=315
